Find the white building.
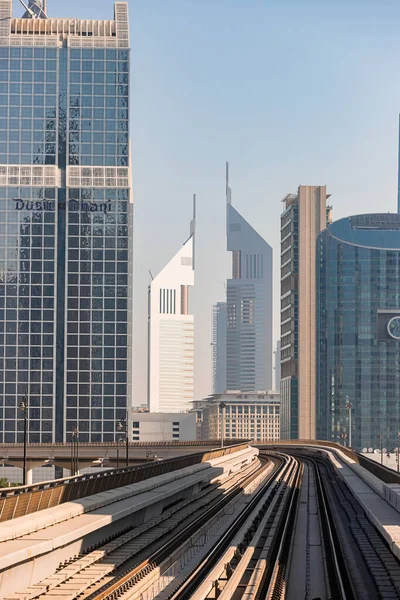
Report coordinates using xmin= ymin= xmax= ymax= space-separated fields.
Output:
xmin=194 ymin=391 xmax=280 ymax=442
xmin=131 ymin=412 xmax=196 ymax=442
xmin=147 ymin=199 xmax=196 ymax=413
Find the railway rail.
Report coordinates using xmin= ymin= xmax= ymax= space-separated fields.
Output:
xmin=7 ymin=448 xmax=400 ymax=600
xmin=159 ymin=451 xmax=400 ymax=600
xmin=6 ymin=449 xmax=273 ymax=600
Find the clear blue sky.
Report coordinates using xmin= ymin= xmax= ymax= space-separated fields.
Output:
xmin=13 ymin=0 xmax=400 ymax=402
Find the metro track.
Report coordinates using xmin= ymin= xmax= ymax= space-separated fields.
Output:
xmin=159 ymin=451 xmax=400 ymax=600
xmin=9 ymin=449 xmax=400 ymax=600
xmin=7 ymin=451 xmax=276 ymax=600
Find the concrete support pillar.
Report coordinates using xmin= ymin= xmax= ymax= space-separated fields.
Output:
xmin=26 ymin=468 xmax=33 ymax=486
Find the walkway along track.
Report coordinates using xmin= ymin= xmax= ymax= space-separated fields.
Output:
xmin=6 ymin=451 xmax=275 ymax=600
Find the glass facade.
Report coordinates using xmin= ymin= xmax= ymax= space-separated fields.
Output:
xmin=317 ymin=214 xmax=400 ymax=451
xmin=0 ymin=3 xmax=132 ymax=443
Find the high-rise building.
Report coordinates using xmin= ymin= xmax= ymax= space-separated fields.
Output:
xmin=317 ymin=213 xmax=400 ymax=450
xmin=274 ymin=340 xmax=281 ymax=391
xmin=280 ymin=187 xmax=332 ymax=440
xmin=0 ymin=1 xmax=133 ymax=443
xmin=212 ymin=301 xmax=227 ymax=394
xmin=226 ymin=163 xmax=273 ymax=392
xmin=147 ymin=199 xmax=195 ymax=413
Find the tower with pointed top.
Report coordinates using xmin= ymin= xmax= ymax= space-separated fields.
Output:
xmin=225 ymin=164 xmax=273 ymax=392
xmin=147 ymin=201 xmax=196 ymax=413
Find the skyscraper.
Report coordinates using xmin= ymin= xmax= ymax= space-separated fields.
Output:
xmin=226 ymin=164 xmax=273 ymax=392
xmin=274 ymin=340 xmax=281 ymax=392
xmin=317 ymin=213 xmax=400 ymax=450
xmin=212 ymin=301 xmax=227 ymax=394
xmin=0 ymin=1 xmax=133 ymax=443
xmin=280 ymin=187 xmax=332 ymax=440
xmin=147 ymin=199 xmax=195 ymax=413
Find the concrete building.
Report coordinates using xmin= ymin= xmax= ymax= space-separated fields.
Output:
xmin=212 ymin=302 xmax=227 ymax=394
xmin=147 ymin=198 xmax=196 ymax=413
xmin=274 ymin=340 xmax=281 ymax=392
xmin=280 ymin=187 xmax=332 ymax=441
xmin=131 ymin=412 xmax=196 ymax=442
xmin=194 ymin=391 xmax=280 ymax=442
xmin=225 ymin=163 xmax=273 ymax=392
xmin=0 ymin=1 xmax=133 ymax=443
xmin=317 ymin=213 xmax=400 ymax=451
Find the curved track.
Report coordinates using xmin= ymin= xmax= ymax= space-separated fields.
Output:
xmin=10 ymin=449 xmax=400 ymax=600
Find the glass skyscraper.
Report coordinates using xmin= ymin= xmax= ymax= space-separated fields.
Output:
xmin=226 ymin=163 xmax=273 ymax=392
xmin=317 ymin=214 xmax=400 ymax=450
xmin=0 ymin=1 xmax=133 ymax=443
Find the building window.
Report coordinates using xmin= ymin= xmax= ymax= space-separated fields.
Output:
xmin=159 ymin=288 xmax=176 ymax=314
xmin=227 ymin=302 xmax=236 ymax=327
xmin=132 ymin=421 xmax=139 ymax=428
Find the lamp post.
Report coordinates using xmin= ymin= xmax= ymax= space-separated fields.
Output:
xmin=116 ymin=437 xmax=124 ymax=469
xmin=345 ymin=399 xmax=353 ymax=448
xmin=219 ymin=402 xmax=226 ymax=448
xmin=117 ymin=418 xmax=129 ymax=467
xmin=341 ymin=431 xmax=347 ymax=447
xmin=378 ymin=433 xmax=383 ymax=465
xmin=19 ymin=394 xmax=28 ymax=486
xmin=70 ymin=428 xmax=79 ymax=476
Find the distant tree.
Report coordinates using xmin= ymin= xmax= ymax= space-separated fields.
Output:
xmin=0 ymin=478 xmax=9 ymax=488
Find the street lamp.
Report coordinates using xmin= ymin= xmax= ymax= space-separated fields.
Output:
xmin=117 ymin=418 xmax=129 ymax=467
xmin=219 ymin=402 xmax=226 ymax=448
xmin=345 ymin=399 xmax=353 ymax=448
xmin=18 ymin=395 xmax=28 ymax=486
xmin=379 ymin=433 xmax=383 ymax=465
xmin=340 ymin=431 xmax=347 ymax=447
xmin=70 ymin=428 xmax=79 ymax=476
xmin=116 ymin=436 xmax=124 ymax=469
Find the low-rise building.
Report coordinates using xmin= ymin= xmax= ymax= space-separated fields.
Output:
xmin=194 ymin=391 xmax=280 ymax=442
xmin=130 ymin=412 xmax=196 ymax=442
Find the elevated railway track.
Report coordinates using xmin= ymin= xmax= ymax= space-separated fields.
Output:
xmin=4 ymin=443 xmax=400 ymax=600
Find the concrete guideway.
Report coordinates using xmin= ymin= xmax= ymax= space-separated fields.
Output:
xmin=0 ymin=445 xmax=258 ymax=599
xmin=153 ymin=448 xmax=400 ymax=600
xmin=4 ymin=442 xmax=400 ymax=600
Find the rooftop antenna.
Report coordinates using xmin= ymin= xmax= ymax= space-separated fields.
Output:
xmin=398 ymin=114 xmax=400 ymax=213
xmin=190 ymin=194 xmax=196 ymax=270
xmin=19 ymin=0 xmax=48 ymax=19
xmin=226 ymin=162 xmax=232 ymax=205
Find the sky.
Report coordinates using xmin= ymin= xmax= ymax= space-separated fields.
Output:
xmin=12 ymin=0 xmax=400 ymax=403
